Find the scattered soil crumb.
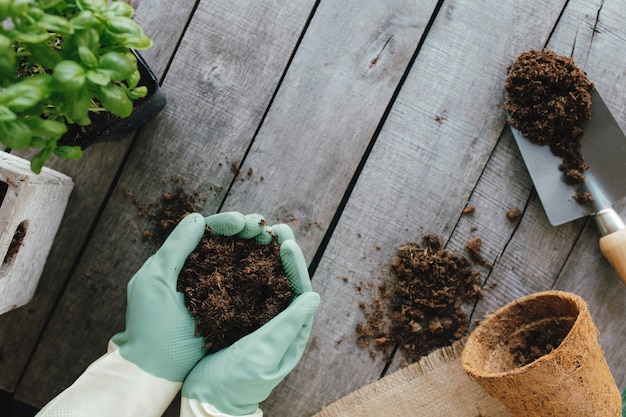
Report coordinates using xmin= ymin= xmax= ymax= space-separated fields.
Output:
xmin=505 ymin=49 xmax=594 ymax=204
xmin=127 ymin=176 xmax=204 ymax=246
xmin=463 ymin=205 xmax=476 ymax=214
xmin=356 ymin=234 xmax=483 ymax=363
xmin=506 ymin=207 xmax=522 ymax=221
xmin=178 ymin=231 xmax=294 ymax=353
xmin=573 ymin=191 xmax=594 ymax=204
xmin=466 ymin=237 xmax=482 ymax=257
xmin=465 ymin=237 xmax=493 ymax=268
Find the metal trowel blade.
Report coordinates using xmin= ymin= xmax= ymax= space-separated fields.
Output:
xmin=511 ymin=89 xmax=626 ymax=226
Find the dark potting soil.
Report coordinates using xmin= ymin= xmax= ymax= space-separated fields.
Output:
xmin=2 ymin=222 xmax=26 ymax=265
xmin=131 ymin=180 xmax=294 ymax=353
xmin=357 ymin=234 xmax=483 ymax=364
xmin=508 ymin=321 xmax=570 ymax=367
xmin=505 ymin=50 xmax=594 ymax=196
xmin=178 ymin=231 xmax=294 ymax=353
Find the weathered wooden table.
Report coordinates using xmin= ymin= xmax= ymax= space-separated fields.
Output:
xmin=1 ymin=0 xmax=625 ymax=415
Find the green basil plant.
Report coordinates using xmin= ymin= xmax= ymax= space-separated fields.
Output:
xmin=0 ymin=0 xmax=152 ymax=173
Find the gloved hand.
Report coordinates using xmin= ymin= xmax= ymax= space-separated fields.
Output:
xmin=36 ymin=211 xmax=264 ymax=417
xmin=111 ymin=211 xmax=267 ymax=382
xmin=180 ymin=223 xmax=321 ymax=417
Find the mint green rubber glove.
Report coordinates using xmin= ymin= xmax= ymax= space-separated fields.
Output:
xmin=37 ymin=211 xmax=264 ymax=417
xmin=111 ymin=211 xmax=267 ymax=382
xmin=180 ymin=225 xmax=320 ymax=417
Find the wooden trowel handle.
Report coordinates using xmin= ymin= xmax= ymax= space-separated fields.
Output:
xmin=596 ymin=209 xmax=626 ymax=286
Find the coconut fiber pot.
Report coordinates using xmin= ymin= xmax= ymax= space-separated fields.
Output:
xmin=461 ymin=290 xmax=621 ymax=417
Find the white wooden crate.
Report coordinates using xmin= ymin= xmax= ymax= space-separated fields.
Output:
xmin=0 ymin=151 xmax=74 ymax=315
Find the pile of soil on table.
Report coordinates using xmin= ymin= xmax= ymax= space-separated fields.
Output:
xmin=129 ymin=180 xmax=294 ymax=353
xmin=178 ymin=231 xmax=294 ymax=353
xmin=505 ymin=49 xmax=594 ymax=201
xmin=356 ymin=234 xmax=483 ymax=364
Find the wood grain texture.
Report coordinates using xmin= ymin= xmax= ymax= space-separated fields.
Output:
xmin=0 ymin=0 xmax=197 ymax=395
xmin=2 ymin=0 xmax=625 ymax=413
xmin=221 ymin=0 xmax=438 ymax=261
xmin=263 ymin=0 xmax=571 ymax=415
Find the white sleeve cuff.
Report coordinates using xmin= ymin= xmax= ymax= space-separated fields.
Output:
xmin=180 ymin=398 xmax=263 ymax=417
xmin=36 ymin=342 xmax=181 ymax=417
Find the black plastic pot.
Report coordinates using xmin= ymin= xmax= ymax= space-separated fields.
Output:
xmin=58 ymin=50 xmax=166 ymax=149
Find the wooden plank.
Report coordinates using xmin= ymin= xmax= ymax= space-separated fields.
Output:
xmin=262 ymin=0 xmax=571 ymax=415
xmin=15 ymin=0 xmax=317 ymax=408
xmin=221 ymin=0 xmax=439 ymax=261
xmin=0 ymin=0 xmax=197 ymax=394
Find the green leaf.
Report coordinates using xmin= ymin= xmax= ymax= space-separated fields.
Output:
xmin=127 ymin=69 xmax=140 ymax=89
xmin=86 ymin=69 xmax=111 ymax=86
xmin=109 ymin=1 xmax=135 ymax=18
xmin=62 ymin=88 xmax=91 ymax=122
xmin=27 ymin=42 xmax=62 ymax=68
xmin=69 ymin=28 xmax=100 ymax=52
xmin=23 ymin=117 xmax=67 ymax=138
xmin=0 ymin=119 xmax=32 ymax=149
xmin=0 ymin=77 xmax=49 ymax=111
xmin=0 ymin=105 xmax=16 ymax=121
xmin=95 ymin=83 xmax=132 ymax=117
xmin=10 ymin=0 xmax=31 ymax=17
xmin=104 ymin=16 xmax=153 ymax=49
xmin=36 ymin=0 xmax=65 ymax=9
xmin=30 ymin=136 xmax=47 ymax=148
xmin=70 ymin=10 xmax=98 ymax=31
xmin=52 ymin=60 xmax=86 ymax=91
xmin=78 ymin=46 xmax=98 ymax=68
xmin=0 ymin=33 xmax=10 ymax=51
xmin=127 ymin=86 xmax=147 ymax=100
xmin=0 ymin=0 xmax=11 ymax=20
xmin=31 ymin=147 xmax=53 ymax=174
xmin=76 ymin=0 xmax=108 ymax=13
xmin=0 ymin=52 xmax=16 ymax=80
xmin=39 ymin=14 xmax=73 ymax=34
xmin=99 ymin=51 xmax=136 ymax=80
xmin=14 ymin=30 xmax=51 ymax=44
xmin=54 ymin=145 xmax=83 ymax=160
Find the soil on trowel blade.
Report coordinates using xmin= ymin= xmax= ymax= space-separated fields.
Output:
xmin=505 ymin=49 xmax=595 ymax=203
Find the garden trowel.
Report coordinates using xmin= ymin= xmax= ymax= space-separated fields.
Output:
xmin=510 ymin=88 xmax=626 ymax=285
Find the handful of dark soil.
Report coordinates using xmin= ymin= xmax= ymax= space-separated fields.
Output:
xmin=177 ymin=230 xmax=295 ymax=353
xmin=504 ymin=49 xmax=594 ymax=185
xmin=357 ymin=234 xmax=483 ymax=363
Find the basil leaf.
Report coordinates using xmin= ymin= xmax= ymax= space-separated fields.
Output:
xmin=99 ymin=51 xmax=136 ymax=80
xmin=53 ymin=60 xmax=86 ymax=91
xmin=0 ymin=119 xmax=32 ymax=149
xmin=54 ymin=145 xmax=83 ymax=160
xmin=95 ymin=83 xmax=132 ymax=117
